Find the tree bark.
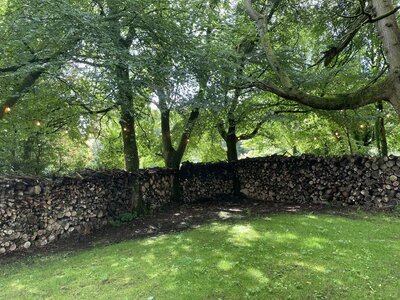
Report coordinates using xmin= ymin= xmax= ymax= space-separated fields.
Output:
xmin=371 ymin=0 xmax=400 ymax=114
xmin=106 ymin=1 xmax=140 ymax=173
xmin=376 ymin=102 xmax=388 ymax=156
xmin=226 ymin=134 xmax=239 ymax=162
xmin=226 ymin=133 xmax=241 ymax=195
xmin=116 ymin=65 xmax=139 ymax=172
xmin=158 ymin=89 xmax=200 ymax=170
xmin=344 ymin=126 xmax=354 ymax=155
xmin=106 ymin=2 xmax=142 ymax=211
xmin=157 ymin=89 xmax=200 ymax=201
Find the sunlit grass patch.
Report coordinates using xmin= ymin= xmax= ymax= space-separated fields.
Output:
xmin=0 ymin=213 xmax=399 ymax=299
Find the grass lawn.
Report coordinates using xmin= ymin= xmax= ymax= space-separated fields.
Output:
xmin=0 ymin=212 xmax=399 ymax=300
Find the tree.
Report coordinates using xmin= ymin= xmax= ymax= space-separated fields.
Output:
xmin=150 ymin=0 xmax=222 ymax=170
xmin=1 ymin=0 xmax=183 ymax=173
xmin=242 ymin=0 xmax=400 ymax=115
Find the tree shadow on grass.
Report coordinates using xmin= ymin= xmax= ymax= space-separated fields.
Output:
xmin=1 ymin=214 xmax=400 ymax=299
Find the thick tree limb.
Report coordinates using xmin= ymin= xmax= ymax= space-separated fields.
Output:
xmin=243 ymin=0 xmax=393 ymax=111
xmin=365 ymin=5 xmax=400 ymax=23
xmin=216 ymin=121 xmax=227 ymax=141
xmin=237 ymin=109 xmax=305 ymax=141
xmin=0 ymin=70 xmax=44 ymax=119
xmin=253 ymin=77 xmax=392 ymax=110
xmin=243 ymin=0 xmax=292 ymax=89
xmin=175 ymin=108 xmax=200 ymax=160
xmin=316 ymin=3 xmax=400 ymax=67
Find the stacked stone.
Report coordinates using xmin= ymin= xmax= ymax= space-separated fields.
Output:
xmin=237 ymin=155 xmax=400 ymax=207
xmin=141 ymin=168 xmax=176 ymax=209
xmin=2 ymin=155 xmax=400 ymax=255
xmin=0 ymin=171 xmax=135 ymax=254
xmin=179 ymin=162 xmax=236 ymax=202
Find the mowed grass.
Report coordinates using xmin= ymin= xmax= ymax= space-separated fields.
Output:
xmin=0 ymin=213 xmax=399 ymax=300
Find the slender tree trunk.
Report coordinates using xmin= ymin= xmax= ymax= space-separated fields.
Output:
xmin=107 ymin=11 xmax=141 ymax=225
xmin=344 ymin=126 xmax=354 ymax=154
xmin=119 ymin=113 xmax=139 ymax=171
xmin=376 ymin=102 xmax=388 ymax=156
xmin=225 ymin=89 xmax=240 ymax=163
xmin=226 ymin=134 xmax=241 ymax=195
xmin=160 ymin=108 xmax=174 ymax=167
xmin=225 ymin=126 xmax=241 ymax=195
xmin=376 ymin=117 xmax=388 ymax=156
xmin=107 ymin=1 xmax=140 ymax=173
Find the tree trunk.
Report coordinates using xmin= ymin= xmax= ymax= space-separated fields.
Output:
xmin=344 ymin=126 xmax=354 ymax=154
xmin=158 ymin=91 xmax=199 ymax=170
xmin=119 ymin=113 xmax=139 ymax=171
xmin=376 ymin=117 xmax=388 ymax=156
xmin=243 ymin=0 xmax=397 ymax=112
xmin=157 ymin=90 xmax=200 ymax=201
xmin=376 ymin=102 xmax=388 ymax=156
xmin=160 ymin=108 xmax=174 ymax=167
xmin=226 ymin=134 xmax=239 ymax=162
xmin=226 ymin=126 xmax=241 ymax=195
xmin=119 ymin=103 xmax=141 ymax=213
xmin=115 ymin=63 xmax=141 ymax=212
xmin=372 ymin=0 xmax=400 ymax=114
xmin=117 ymin=65 xmax=139 ymax=172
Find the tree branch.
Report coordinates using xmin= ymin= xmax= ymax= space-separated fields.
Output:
xmin=243 ymin=0 xmax=393 ymax=111
xmin=175 ymin=108 xmax=200 ymax=156
xmin=252 ymin=76 xmax=392 ymax=110
xmin=366 ymin=6 xmax=400 ymax=23
xmin=243 ymin=0 xmax=293 ymax=88
xmin=0 ymin=70 xmax=44 ymax=119
xmin=216 ymin=121 xmax=227 ymax=141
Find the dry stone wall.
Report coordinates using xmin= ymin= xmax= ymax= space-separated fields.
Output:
xmin=1 ymin=155 xmax=400 ymax=255
xmin=179 ymin=162 xmax=235 ymax=202
xmin=182 ymin=155 xmax=400 ymax=207
xmin=236 ymin=155 xmax=400 ymax=206
xmin=140 ymin=168 xmax=176 ymax=209
xmin=0 ymin=169 xmax=175 ymax=255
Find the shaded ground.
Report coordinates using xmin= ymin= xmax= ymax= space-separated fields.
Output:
xmin=1 ymin=209 xmax=399 ymax=299
xmin=0 ymin=197 xmax=392 ymax=263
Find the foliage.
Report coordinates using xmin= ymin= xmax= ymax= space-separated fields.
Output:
xmin=110 ymin=212 xmax=138 ymax=227
xmin=1 ymin=0 xmax=400 ymax=173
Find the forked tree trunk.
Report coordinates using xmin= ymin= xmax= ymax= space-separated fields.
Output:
xmin=158 ymin=90 xmax=200 ymax=201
